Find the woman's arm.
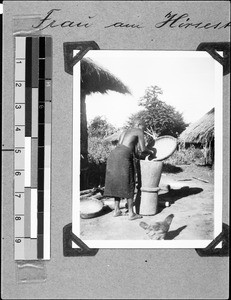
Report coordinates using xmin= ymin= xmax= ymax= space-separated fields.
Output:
xmin=138 ymin=130 xmax=153 ymax=153
xmin=137 ymin=130 xmax=154 ymax=158
xmin=118 ymin=130 xmax=126 ymax=144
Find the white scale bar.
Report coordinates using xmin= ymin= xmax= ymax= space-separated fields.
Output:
xmin=15 ymin=37 xmax=26 ymax=260
xmin=15 ymin=37 xmax=26 ymax=83
xmin=32 ymin=89 xmax=38 ymax=137
xmin=15 ymin=37 xmax=26 ymax=59
xmin=43 ymin=121 xmax=51 ymax=258
xmin=43 ymin=166 xmax=51 ymax=259
xmin=14 ymin=192 xmax=25 ymax=215
xmin=15 ymin=103 xmax=25 ymax=125
xmin=15 ymin=215 xmax=25 ymax=237
xmin=15 ymin=238 xmax=25 ymax=260
xmin=15 ymin=82 xmax=25 ymax=104
xmin=25 ymin=137 xmax=31 ymax=187
xmin=30 ymin=188 xmax=37 ymax=238
xmin=15 ymin=60 xmax=25 ymax=82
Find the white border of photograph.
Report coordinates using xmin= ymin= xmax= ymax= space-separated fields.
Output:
xmin=72 ymin=50 xmax=223 ymax=249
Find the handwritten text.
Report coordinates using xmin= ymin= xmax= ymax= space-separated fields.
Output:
xmin=155 ymin=11 xmax=230 ymax=30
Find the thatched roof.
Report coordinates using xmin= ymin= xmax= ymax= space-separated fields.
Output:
xmin=179 ymin=108 xmax=214 ymax=145
xmin=81 ymin=58 xmax=131 ymax=96
xmin=104 ymin=130 xmax=124 ymax=142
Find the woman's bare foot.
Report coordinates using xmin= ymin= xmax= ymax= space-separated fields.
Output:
xmin=129 ymin=214 xmax=143 ymax=220
xmin=113 ymin=210 xmax=123 ymax=217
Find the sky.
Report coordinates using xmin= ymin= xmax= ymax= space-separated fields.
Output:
xmin=83 ymin=50 xmax=221 ymax=128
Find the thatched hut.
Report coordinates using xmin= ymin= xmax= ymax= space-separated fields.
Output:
xmin=179 ymin=108 xmax=214 ymax=165
xmin=80 ymin=58 xmax=130 ymax=189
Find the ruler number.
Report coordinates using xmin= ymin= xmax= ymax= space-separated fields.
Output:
xmin=15 ymin=149 xmax=21 ymax=154
xmin=15 ymin=193 xmax=22 ymax=198
xmin=16 ymin=60 xmax=22 ymax=64
xmin=15 ymin=216 xmax=21 ymax=221
xmin=15 ymin=104 xmax=22 ymax=109
xmin=15 ymin=239 xmax=21 ymax=243
xmin=15 ymin=171 xmax=21 ymax=176
xmin=15 ymin=127 xmax=21 ymax=131
xmin=15 ymin=82 xmax=22 ymax=87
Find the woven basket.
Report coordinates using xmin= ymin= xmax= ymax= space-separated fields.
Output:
xmin=147 ymin=135 xmax=177 ymax=161
xmin=80 ymin=197 xmax=104 ymax=219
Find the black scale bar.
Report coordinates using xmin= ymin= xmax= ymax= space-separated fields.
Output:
xmin=38 ymin=191 xmax=44 ymax=212
xmin=25 ymin=38 xmax=32 ymax=137
xmin=37 ymin=36 xmax=46 ymax=259
xmin=32 ymin=38 xmax=39 ymax=89
xmin=38 ymin=104 xmax=45 ymax=124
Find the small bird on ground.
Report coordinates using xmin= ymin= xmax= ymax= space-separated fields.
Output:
xmin=139 ymin=214 xmax=174 ymax=240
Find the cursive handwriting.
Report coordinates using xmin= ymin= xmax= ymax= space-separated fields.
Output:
xmin=32 ymin=9 xmax=95 ymax=30
xmin=31 ymin=9 xmax=230 ymax=31
xmin=32 ymin=9 xmax=143 ymax=31
xmin=105 ymin=22 xmax=143 ymax=29
xmin=155 ymin=11 xmax=230 ymax=29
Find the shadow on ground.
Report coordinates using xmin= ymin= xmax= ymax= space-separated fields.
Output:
xmin=165 ymin=225 xmax=187 ymax=240
xmin=100 ymin=205 xmax=113 ymax=216
xmin=162 ymin=163 xmax=183 ymax=174
xmin=158 ymin=186 xmax=203 ymax=213
xmin=135 ymin=186 xmax=203 ymax=214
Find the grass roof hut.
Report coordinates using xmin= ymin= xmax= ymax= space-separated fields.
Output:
xmin=179 ymin=108 xmax=214 ymax=165
xmin=80 ymin=58 xmax=131 ymax=189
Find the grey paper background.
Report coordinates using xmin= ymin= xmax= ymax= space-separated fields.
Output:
xmin=1 ymin=1 xmax=230 ymax=299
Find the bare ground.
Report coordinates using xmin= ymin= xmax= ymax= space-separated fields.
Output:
xmin=80 ymin=164 xmax=214 ymax=241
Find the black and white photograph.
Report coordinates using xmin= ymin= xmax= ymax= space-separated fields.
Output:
xmin=72 ymin=50 xmax=223 ymax=248
xmin=2 ymin=0 xmax=230 ymax=299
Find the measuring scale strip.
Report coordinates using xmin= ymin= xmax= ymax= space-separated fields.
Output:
xmin=14 ymin=36 xmax=26 ymax=260
xmin=14 ymin=36 xmax=52 ymax=260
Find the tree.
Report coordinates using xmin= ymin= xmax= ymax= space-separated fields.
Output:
xmin=87 ymin=116 xmax=116 ymax=187
xmin=128 ymin=86 xmax=187 ymax=137
xmin=88 ymin=116 xmax=116 ymax=138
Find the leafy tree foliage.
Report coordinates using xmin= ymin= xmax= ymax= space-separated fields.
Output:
xmin=88 ymin=116 xmax=116 ymax=138
xmin=88 ymin=137 xmax=112 ymax=164
xmin=128 ymin=86 xmax=188 ymax=138
xmin=87 ymin=116 xmax=116 ymax=187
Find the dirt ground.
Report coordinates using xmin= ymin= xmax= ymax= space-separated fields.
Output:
xmin=80 ymin=164 xmax=214 ymax=241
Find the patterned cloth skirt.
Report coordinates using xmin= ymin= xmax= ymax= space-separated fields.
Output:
xmin=104 ymin=144 xmax=135 ymax=199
